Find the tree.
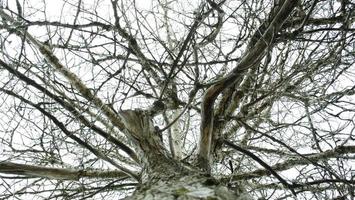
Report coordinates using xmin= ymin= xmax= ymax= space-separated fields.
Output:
xmin=0 ymin=0 xmax=354 ymax=199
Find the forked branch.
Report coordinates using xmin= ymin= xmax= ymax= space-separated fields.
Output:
xmin=198 ymin=0 xmax=299 ymax=170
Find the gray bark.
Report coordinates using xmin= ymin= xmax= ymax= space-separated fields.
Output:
xmin=119 ymin=109 xmax=252 ymax=200
xmin=127 ymin=172 xmax=251 ymax=200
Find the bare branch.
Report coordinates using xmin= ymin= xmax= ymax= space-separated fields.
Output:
xmin=0 ymin=162 xmax=128 ymax=180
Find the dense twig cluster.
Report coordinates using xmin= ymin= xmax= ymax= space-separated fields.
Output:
xmin=0 ymin=0 xmax=354 ymax=199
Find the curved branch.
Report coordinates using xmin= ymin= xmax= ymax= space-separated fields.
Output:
xmin=198 ymin=0 xmax=299 ymax=170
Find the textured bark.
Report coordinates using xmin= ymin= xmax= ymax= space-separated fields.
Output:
xmin=118 ymin=109 xmax=251 ymax=199
xmin=127 ymin=171 xmax=251 ymax=200
xmin=0 ymin=162 xmax=127 ymax=180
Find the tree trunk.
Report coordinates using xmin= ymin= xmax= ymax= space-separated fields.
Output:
xmin=120 ymin=110 xmax=251 ymax=200
xmin=127 ymin=174 xmax=251 ymax=200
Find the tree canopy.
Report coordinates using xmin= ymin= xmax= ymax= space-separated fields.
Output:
xmin=0 ymin=0 xmax=355 ymax=199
